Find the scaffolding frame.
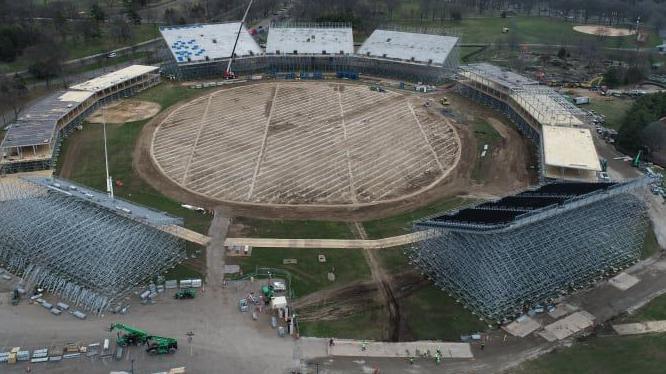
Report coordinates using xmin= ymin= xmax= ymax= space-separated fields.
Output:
xmin=0 ymin=179 xmax=185 ymax=313
xmin=408 ymin=181 xmax=649 ymax=322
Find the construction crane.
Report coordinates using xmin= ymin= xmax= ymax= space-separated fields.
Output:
xmin=224 ymin=0 xmax=255 ymax=79
xmin=110 ymin=323 xmax=150 ymax=346
xmin=110 ymin=323 xmax=178 ymax=355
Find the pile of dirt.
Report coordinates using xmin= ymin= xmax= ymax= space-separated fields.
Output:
xmin=87 ymin=100 xmax=161 ymax=124
xmin=573 ymin=25 xmax=636 ymax=37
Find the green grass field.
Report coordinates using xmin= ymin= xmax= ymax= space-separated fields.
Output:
xmin=362 ymin=196 xmax=471 ymax=239
xmin=623 ymin=294 xmax=666 ymax=323
xmin=402 ymin=285 xmax=488 ymax=340
xmin=230 ymin=247 xmax=371 ymax=297
xmin=513 ymin=334 xmax=666 ymax=374
xmin=392 ymin=16 xmax=660 ymax=48
xmin=471 ymin=119 xmax=503 ymax=182
xmin=587 ymin=97 xmax=634 ymax=130
xmin=56 ymin=83 xmax=212 ymax=233
xmin=641 ymin=224 xmax=661 ymax=259
xmin=233 ymin=217 xmax=355 ymax=239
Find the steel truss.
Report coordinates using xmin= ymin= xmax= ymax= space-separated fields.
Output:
xmin=408 ymin=190 xmax=649 ymax=323
xmin=0 ymin=181 xmax=185 ymax=313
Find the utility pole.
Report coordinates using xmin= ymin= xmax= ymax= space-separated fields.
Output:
xmin=102 ymin=104 xmax=114 ymax=199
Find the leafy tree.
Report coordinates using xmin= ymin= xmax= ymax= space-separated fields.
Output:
xmin=24 ymin=40 xmax=67 ymax=86
xmin=618 ymin=92 xmax=666 ymax=154
xmin=90 ymin=3 xmax=106 ymax=22
xmin=603 ymin=67 xmax=623 ymax=88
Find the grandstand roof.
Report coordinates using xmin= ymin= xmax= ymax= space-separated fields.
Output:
xmin=425 ymin=182 xmax=616 ymax=228
xmin=160 ymin=23 xmax=262 ymax=64
xmin=70 ymin=65 xmax=159 ymax=92
xmin=358 ymin=30 xmax=458 ymax=65
xmin=460 ymin=63 xmax=539 ymax=89
xmin=266 ymin=24 xmax=354 ymax=55
xmin=542 ymin=125 xmax=600 ymax=172
xmin=0 ymin=91 xmax=91 ymax=149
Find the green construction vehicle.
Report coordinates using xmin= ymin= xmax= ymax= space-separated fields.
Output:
xmin=109 ymin=323 xmax=178 ymax=355
xmin=174 ymin=288 xmax=196 ymax=299
xmin=146 ymin=336 xmax=178 ymax=355
xmin=110 ymin=323 xmax=150 ymax=346
xmin=632 ymin=150 xmax=642 ymax=168
xmin=261 ymin=285 xmax=274 ymax=300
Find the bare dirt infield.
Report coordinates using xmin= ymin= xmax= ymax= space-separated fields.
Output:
xmin=573 ymin=25 xmax=636 ymax=37
xmin=149 ymin=81 xmax=461 ymax=206
xmin=87 ymin=100 xmax=161 ymax=124
xmin=133 ymin=81 xmax=534 ymax=221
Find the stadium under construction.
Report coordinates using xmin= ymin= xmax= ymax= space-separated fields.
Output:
xmin=159 ymin=22 xmax=460 ymax=83
xmin=409 ymin=179 xmax=649 ymax=322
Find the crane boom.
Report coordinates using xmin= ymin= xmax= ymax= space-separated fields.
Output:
xmin=225 ymin=0 xmax=255 ymax=78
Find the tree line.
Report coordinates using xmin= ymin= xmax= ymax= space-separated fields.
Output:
xmin=618 ymin=92 xmax=666 ymax=161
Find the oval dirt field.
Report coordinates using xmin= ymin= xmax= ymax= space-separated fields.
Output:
xmin=149 ymin=82 xmax=461 ymax=206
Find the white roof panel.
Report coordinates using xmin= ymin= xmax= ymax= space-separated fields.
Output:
xmin=58 ymin=90 xmax=94 ymax=103
xmin=542 ymin=125 xmax=600 ymax=171
xmin=70 ymin=65 xmax=158 ymax=92
xmin=358 ymin=30 xmax=458 ymax=65
xmin=512 ymin=91 xmax=584 ymax=127
xmin=266 ymin=26 xmax=354 ymax=54
xmin=160 ymin=23 xmax=262 ymax=63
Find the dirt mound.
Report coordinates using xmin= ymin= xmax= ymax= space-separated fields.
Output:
xmin=293 ymin=271 xmax=428 ymax=322
xmin=573 ymin=25 xmax=636 ymax=37
xmin=87 ymin=100 xmax=161 ymax=124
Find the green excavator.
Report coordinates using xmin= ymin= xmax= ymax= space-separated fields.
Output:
xmin=109 ymin=323 xmax=178 ymax=355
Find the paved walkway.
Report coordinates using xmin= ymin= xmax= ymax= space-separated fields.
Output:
xmin=328 ymin=339 xmax=473 ymax=359
xmin=613 ymin=320 xmax=666 ymax=335
xmin=223 ymin=230 xmax=437 ymax=249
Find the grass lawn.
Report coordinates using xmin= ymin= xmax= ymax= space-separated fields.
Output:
xmin=623 ymin=293 xmax=666 ymax=323
xmin=299 ymin=305 xmax=385 ymax=340
xmin=641 ymin=224 xmax=661 ymax=259
xmin=230 ymin=247 xmax=371 ymax=298
xmin=362 ymin=196 xmax=471 ymax=239
xmin=471 ymin=119 xmax=503 ymax=182
xmin=402 ymin=285 xmax=488 ymax=341
xmin=392 ymin=16 xmax=660 ymax=48
xmin=512 ymin=334 xmax=666 ymax=374
xmin=587 ymin=96 xmax=634 ymax=130
xmin=375 ymin=246 xmax=410 ymax=274
xmin=233 ymin=217 xmax=355 ymax=239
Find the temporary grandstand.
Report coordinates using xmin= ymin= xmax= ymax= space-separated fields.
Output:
xmin=409 ymin=179 xmax=649 ymax=322
xmin=0 ymin=65 xmax=160 ymax=174
xmin=357 ymin=29 xmax=459 ymax=69
xmin=159 ymin=22 xmax=459 ymax=83
xmin=160 ymin=22 xmax=262 ymax=64
xmin=457 ymin=63 xmax=600 ymax=182
xmin=266 ymin=22 xmax=353 ymax=55
xmin=0 ymin=177 xmax=185 ymax=313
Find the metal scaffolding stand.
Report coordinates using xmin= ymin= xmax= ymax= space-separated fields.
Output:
xmin=0 ymin=179 xmax=186 ymax=314
xmin=408 ymin=180 xmax=649 ymax=323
